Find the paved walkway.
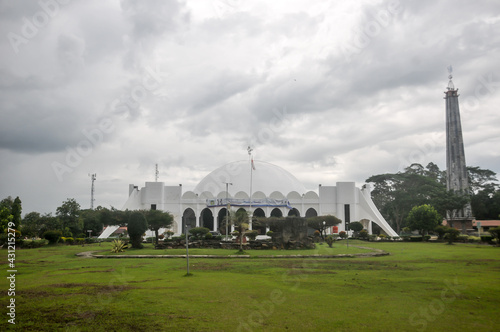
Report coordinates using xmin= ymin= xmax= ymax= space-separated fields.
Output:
xmin=77 ymin=246 xmax=389 ymax=259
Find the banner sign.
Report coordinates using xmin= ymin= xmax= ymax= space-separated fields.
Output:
xmin=206 ymin=197 xmax=292 ymax=209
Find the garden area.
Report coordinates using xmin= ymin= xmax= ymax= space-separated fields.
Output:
xmin=1 ymin=240 xmax=499 ymax=331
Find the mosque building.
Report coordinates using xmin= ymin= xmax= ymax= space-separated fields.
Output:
xmin=107 ymin=159 xmax=398 ymax=238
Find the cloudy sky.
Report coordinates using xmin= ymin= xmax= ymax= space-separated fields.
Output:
xmin=1 ymin=0 xmax=499 ymax=215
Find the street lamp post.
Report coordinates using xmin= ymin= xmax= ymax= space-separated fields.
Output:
xmin=185 ymin=219 xmax=190 ymax=275
xmin=223 ymin=182 xmax=232 ymax=242
xmin=323 ymin=221 xmax=326 ymax=241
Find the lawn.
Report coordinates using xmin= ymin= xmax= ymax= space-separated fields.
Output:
xmin=1 ymin=241 xmax=499 ymax=331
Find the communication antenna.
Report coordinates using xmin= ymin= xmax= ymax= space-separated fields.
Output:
xmin=89 ymin=173 xmax=97 ymax=209
xmin=155 ymin=164 xmax=159 ymax=182
xmin=447 ymin=65 xmax=454 ymax=90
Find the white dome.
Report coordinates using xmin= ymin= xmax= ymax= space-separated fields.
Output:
xmin=194 ymin=160 xmax=306 ymax=197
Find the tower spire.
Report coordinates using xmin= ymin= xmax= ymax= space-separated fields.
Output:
xmin=444 ymin=67 xmax=472 ymax=227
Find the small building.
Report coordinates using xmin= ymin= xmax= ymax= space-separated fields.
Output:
xmin=121 ymin=160 xmax=398 ymax=237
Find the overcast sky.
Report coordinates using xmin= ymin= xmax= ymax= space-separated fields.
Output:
xmin=1 ymin=0 xmax=499 ymax=215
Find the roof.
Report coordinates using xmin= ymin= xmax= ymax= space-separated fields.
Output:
xmin=473 ymin=220 xmax=500 ymax=227
xmin=193 ymin=160 xmax=307 ymax=196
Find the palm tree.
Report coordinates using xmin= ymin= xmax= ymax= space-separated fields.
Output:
xmin=231 ymin=209 xmax=249 ymax=253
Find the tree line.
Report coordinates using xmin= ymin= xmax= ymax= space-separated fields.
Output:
xmin=0 ymin=197 xmax=173 ymax=248
xmin=366 ymin=162 xmax=500 ymax=234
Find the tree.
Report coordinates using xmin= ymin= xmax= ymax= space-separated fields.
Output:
xmin=407 ymin=205 xmax=442 ymax=235
xmin=348 ymin=221 xmax=363 ymax=237
xmin=145 ymin=209 xmax=173 ymax=245
xmin=0 ymin=206 xmax=13 ymax=233
xmin=11 ymin=197 xmax=22 ymax=230
xmin=307 ymin=215 xmax=341 ymax=240
xmin=56 ymin=198 xmax=82 ymax=237
xmin=444 ymin=227 xmax=460 ymax=245
xmin=80 ymin=208 xmax=104 ymax=237
xmin=231 ymin=209 xmax=249 ymax=253
xmin=189 ymin=227 xmax=210 ymax=240
xmin=21 ymin=212 xmax=42 ymax=238
xmin=127 ymin=211 xmax=148 ymax=248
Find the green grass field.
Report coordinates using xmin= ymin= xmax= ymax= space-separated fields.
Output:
xmin=1 ymin=241 xmax=499 ymax=331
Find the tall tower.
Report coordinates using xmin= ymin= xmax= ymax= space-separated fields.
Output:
xmin=444 ymin=67 xmax=472 ymax=227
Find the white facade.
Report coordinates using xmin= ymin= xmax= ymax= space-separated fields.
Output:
xmin=122 ymin=160 xmax=398 ymax=237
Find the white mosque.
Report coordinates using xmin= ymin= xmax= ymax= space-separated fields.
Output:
xmin=99 ymin=160 xmax=398 ymax=238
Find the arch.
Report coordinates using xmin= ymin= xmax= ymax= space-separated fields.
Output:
xmin=216 ymin=191 xmax=228 ymax=199
xmin=201 ymin=208 xmax=214 ymax=231
xmin=270 ymin=191 xmax=285 ymax=199
xmin=304 ymin=191 xmax=319 ymax=199
xmin=305 ymin=208 xmax=318 ymax=236
xmin=199 ymin=191 xmax=214 ymax=199
xmin=218 ymin=208 xmax=229 ymax=235
xmin=252 ymin=208 xmax=266 ymax=235
xmin=305 ymin=208 xmax=318 ymax=218
xmin=287 ymin=191 xmax=302 ymax=200
xmin=288 ymin=208 xmax=300 ymax=217
xmin=252 ymin=191 xmax=266 ymax=199
xmin=182 ymin=208 xmax=196 ymax=231
xmin=270 ymin=208 xmax=283 ymax=218
xmin=235 ymin=191 xmax=248 ymax=199
xmin=182 ymin=191 xmax=197 ymax=199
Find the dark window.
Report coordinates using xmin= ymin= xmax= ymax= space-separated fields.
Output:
xmin=344 ymin=204 xmax=350 ymax=224
xmin=151 ymin=204 xmax=157 ymax=210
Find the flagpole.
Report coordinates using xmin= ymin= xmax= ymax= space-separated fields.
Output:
xmin=247 ymin=146 xmax=253 ymax=230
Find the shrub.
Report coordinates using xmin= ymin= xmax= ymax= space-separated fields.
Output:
xmin=189 ymin=227 xmax=210 ymax=240
xmin=75 ymin=238 xmax=85 ymax=245
xmin=325 ymin=235 xmax=334 ymax=248
xmin=468 ymin=236 xmax=481 ymax=243
xmin=339 ymin=231 xmax=347 ymax=239
xmin=266 ymin=231 xmax=274 ymax=238
xmin=457 ymin=235 xmax=468 ymax=243
xmin=204 ymin=232 xmax=213 ymax=240
xmin=128 ymin=211 xmax=148 ymax=249
xmin=480 ymin=234 xmax=493 ymax=243
xmin=368 ymin=234 xmax=377 ymax=241
xmin=392 ymin=236 xmax=401 ymax=241
xmin=111 ymin=239 xmax=126 ymax=253
xmin=21 ymin=239 xmax=47 ymax=249
xmin=43 ymin=230 xmax=62 ymax=244
xmin=65 ymin=237 xmax=75 ymax=245
xmin=434 ymin=225 xmax=448 ymax=240
xmin=488 ymin=227 xmax=500 ymax=246
xmin=410 ymin=236 xmax=423 ymax=242
xmin=359 ymin=229 xmax=369 ymax=240
xmin=246 ymin=230 xmax=258 ymax=241
xmin=423 ymin=235 xmax=431 ymax=242
xmin=444 ymin=228 xmax=461 ymax=244
xmin=314 ymin=230 xmax=321 ymax=237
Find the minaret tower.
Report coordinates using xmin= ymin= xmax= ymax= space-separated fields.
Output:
xmin=444 ymin=66 xmax=472 ymax=225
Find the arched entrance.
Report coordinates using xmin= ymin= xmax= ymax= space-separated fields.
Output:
xmin=288 ymin=208 xmax=300 ymax=217
xmin=218 ymin=208 xmax=229 ymax=234
xmin=270 ymin=208 xmax=283 ymax=217
xmin=201 ymin=208 xmax=214 ymax=231
xmin=182 ymin=208 xmax=196 ymax=231
xmin=305 ymin=208 xmax=318 ymax=236
xmin=252 ymin=208 xmax=266 ymax=235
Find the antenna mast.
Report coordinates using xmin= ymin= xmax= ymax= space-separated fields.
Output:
xmin=155 ymin=164 xmax=159 ymax=182
xmin=89 ymin=173 xmax=97 ymax=209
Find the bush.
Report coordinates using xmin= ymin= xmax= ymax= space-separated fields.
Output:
xmin=409 ymin=236 xmax=423 ymax=242
xmin=444 ymin=228 xmax=461 ymax=244
xmin=368 ymin=234 xmax=377 ymax=241
xmin=325 ymin=235 xmax=334 ymax=248
xmin=480 ymin=234 xmax=493 ymax=243
xmin=246 ymin=230 xmax=258 ymax=241
xmin=339 ymin=231 xmax=347 ymax=239
xmin=468 ymin=236 xmax=481 ymax=243
xmin=457 ymin=235 xmax=468 ymax=243
xmin=266 ymin=231 xmax=274 ymax=238
xmin=75 ymin=238 xmax=85 ymax=245
xmin=359 ymin=229 xmax=369 ymax=240
xmin=43 ymin=230 xmax=62 ymax=244
xmin=189 ymin=227 xmax=210 ymax=240
xmin=488 ymin=227 xmax=500 ymax=246
xmin=423 ymin=235 xmax=431 ymax=242
xmin=204 ymin=232 xmax=213 ymax=240
xmin=65 ymin=237 xmax=75 ymax=245
xmin=111 ymin=239 xmax=126 ymax=253
xmin=21 ymin=239 xmax=47 ymax=249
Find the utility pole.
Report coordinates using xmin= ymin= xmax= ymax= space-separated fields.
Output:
xmin=89 ymin=173 xmax=97 ymax=209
